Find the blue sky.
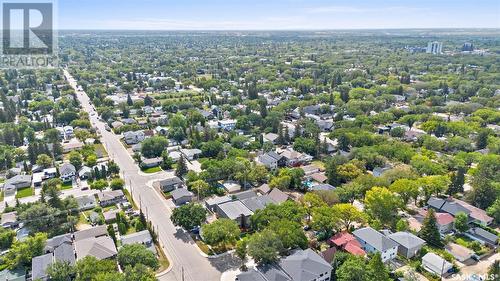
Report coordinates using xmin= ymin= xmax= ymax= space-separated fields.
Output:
xmin=58 ymin=0 xmax=500 ymax=30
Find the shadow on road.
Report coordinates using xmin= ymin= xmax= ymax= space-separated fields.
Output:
xmin=209 ymin=253 xmax=241 ymax=272
xmin=173 ymin=228 xmax=195 ymax=245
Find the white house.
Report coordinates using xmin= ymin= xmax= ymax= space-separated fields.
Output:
xmin=123 ymin=131 xmax=145 ymax=145
xmin=59 ymin=163 xmax=76 ymax=182
xmin=218 ymin=119 xmax=236 ymax=131
xmin=422 ymin=253 xmax=452 ymax=277
xmin=353 ymin=227 xmax=398 ymax=262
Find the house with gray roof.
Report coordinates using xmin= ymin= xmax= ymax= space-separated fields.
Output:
xmin=75 ymin=236 xmax=117 ymax=261
xmin=428 ymin=197 xmax=494 ymax=226
xmin=353 ymin=227 xmax=398 ymax=262
xmin=3 ymin=175 xmax=32 ymax=195
xmin=121 ymin=230 xmax=156 ymax=254
xmin=78 ymin=166 xmax=93 ymax=179
xmin=240 ymin=195 xmax=274 ymax=212
xmin=422 ymin=253 xmax=453 ymax=277
xmin=233 ymin=190 xmax=257 ymax=201
xmin=387 ymin=231 xmax=426 ymax=258
xmin=467 ymin=227 xmax=498 ymax=247
xmin=123 ymin=130 xmax=145 ymax=145
xmin=154 ymin=176 xmax=184 ymax=192
xmin=59 ymin=163 xmax=76 ymax=182
xmin=257 ymin=151 xmax=285 ymax=170
xmin=262 ymin=133 xmax=279 ymax=144
xmin=75 ymin=195 xmax=97 ymax=211
xmin=74 ymin=225 xmax=108 ymax=241
xmin=31 ymin=254 xmax=53 ymax=281
xmin=171 ymin=188 xmax=193 ymax=205
xmin=427 ymin=197 xmax=471 ymax=217
xmin=180 ymin=148 xmax=202 ymax=160
xmin=32 ymin=234 xmax=75 ymax=281
xmin=97 ymin=190 xmax=125 ymax=207
xmin=268 ymin=188 xmax=289 ymax=204
xmin=205 ymin=195 xmax=232 ymax=212
xmin=140 ymin=157 xmax=162 ymax=168
xmin=44 ymin=234 xmax=73 ymax=253
xmin=236 ymin=248 xmax=332 ymax=281
xmin=1 ymin=211 xmax=18 ymax=229
xmin=216 ymin=201 xmax=253 ymax=228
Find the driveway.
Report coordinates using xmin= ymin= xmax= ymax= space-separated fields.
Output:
xmin=447 ymin=252 xmax=499 ymax=280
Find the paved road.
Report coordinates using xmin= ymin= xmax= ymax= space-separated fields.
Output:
xmin=64 ymin=69 xmax=224 ymax=281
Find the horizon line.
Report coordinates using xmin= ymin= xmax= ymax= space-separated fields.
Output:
xmin=56 ymin=27 xmax=500 ymax=31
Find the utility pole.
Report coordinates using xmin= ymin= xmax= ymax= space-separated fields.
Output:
xmin=181 ymin=266 xmax=185 ymax=281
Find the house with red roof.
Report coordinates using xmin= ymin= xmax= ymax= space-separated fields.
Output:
xmin=415 ymin=209 xmax=454 ymax=234
xmin=328 ymin=232 xmax=366 ymax=257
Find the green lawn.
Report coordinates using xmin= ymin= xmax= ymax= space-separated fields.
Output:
xmin=155 ymin=244 xmax=170 ymax=273
xmin=59 ymin=182 xmax=73 ymax=190
xmin=123 ymin=189 xmax=138 ymax=210
xmin=0 ymin=191 xmax=4 ymax=202
xmin=16 ymin=187 xmax=33 ymax=198
xmin=141 ymin=166 xmax=162 ymax=173
xmin=94 ymin=144 xmax=109 ymax=158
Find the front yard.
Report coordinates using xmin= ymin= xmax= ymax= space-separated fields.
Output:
xmin=59 ymin=181 xmax=73 ymax=190
xmin=141 ymin=166 xmax=162 ymax=173
xmin=15 ymin=187 xmax=33 ymax=198
xmin=453 ymin=235 xmax=490 ymax=255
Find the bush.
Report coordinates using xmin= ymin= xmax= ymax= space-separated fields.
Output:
xmin=90 ymin=179 xmax=108 ymax=190
xmin=110 ymin=178 xmax=125 ymax=190
xmin=117 ymin=244 xmax=159 ymax=270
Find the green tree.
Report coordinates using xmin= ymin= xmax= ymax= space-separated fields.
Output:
xmin=117 ymin=244 xmax=159 ymax=270
xmin=364 ymin=187 xmax=402 ymax=227
xmin=124 ymin=264 xmax=157 ymax=281
xmin=396 ymin=219 xmax=409 ymax=232
xmin=389 ymin=178 xmax=420 ymax=205
xmin=417 ymin=175 xmax=451 ymax=201
xmin=469 ymin=154 xmax=499 ymax=209
xmin=36 ymin=153 xmax=52 ymax=168
xmin=0 ymin=227 xmax=16 ymax=250
xmin=171 ymin=203 xmax=206 ymax=230
xmin=311 ymin=205 xmax=338 ymax=235
xmin=69 ymin=151 xmax=83 ymax=170
xmin=46 ymin=261 xmax=75 ymax=281
xmin=267 ymin=220 xmax=307 ymax=251
xmin=247 ymin=229 xmax=283 ymax=265
xmin=332 ymin=203 xmax=365 ymax=231
xmin=235 ymin=238 xmax=248 ymax=267
xmin=85 ymin=154 xmax=97 ymax=167
xmin=201 ymin=218 xmax=240 ymax=249
xmin=448 ymin=166 xmax=465 ymax=195
xmin=419 ymin=208 xmax=443 ymax=247
xmin=454 ymin=212 xmax=469 ymax=233
xmin=368 ymin=253 xmax=390 ymax=281
xmin=336 ymin=255 xmax=368 ymax=281
xmin=75 ymin=256 xmax=117 ymax=281
xmin=190 ymin=179 xmax=209 ymax=200
xmin=141 ymin=136 xmax=168 ymax=158
xmin=175 ymin=156 xmax=188 ymax=177
xmin=269 ymin=175 xmax=291 ymax=190
xmin=251 ymin=201 xmax=305 ymax=231
xmin=110 ymin=178 xmax=125 ymax=190
xmin=487 ymin=198 xmax=500 ymax=224
xmin=201 ymin=140 xmax=224 ymax=158
xmin=5 ymin=232 xmax=47 ymax=269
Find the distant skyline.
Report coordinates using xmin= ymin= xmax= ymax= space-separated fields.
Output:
xmin=58 ymin=0 xmax=500 ymax=30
